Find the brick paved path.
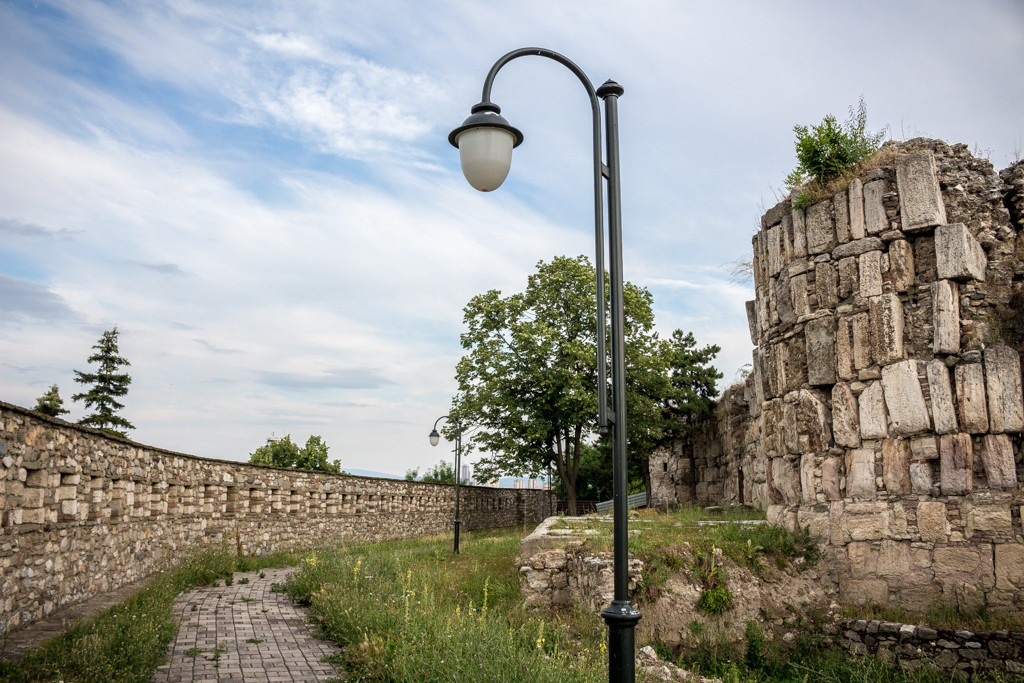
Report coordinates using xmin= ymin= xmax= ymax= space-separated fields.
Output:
xmin=151 ymin=567 xmax=342 ymax=682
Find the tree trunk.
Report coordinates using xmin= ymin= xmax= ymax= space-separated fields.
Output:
xmin=642 ymin=455 xmax=652 ymax=507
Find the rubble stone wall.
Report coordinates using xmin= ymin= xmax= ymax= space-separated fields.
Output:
xmin=0 ymin=402 xmax=546 ymax=635
xmin=652 ymin=140 xmax=1024 ymax=614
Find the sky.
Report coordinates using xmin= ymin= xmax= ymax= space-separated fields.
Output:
xmin=2 ymin=1 xmax=1022 ymax=477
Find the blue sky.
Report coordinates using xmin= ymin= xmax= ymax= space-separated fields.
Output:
xmin=2 ymin=0 xmax=1022 ymax=476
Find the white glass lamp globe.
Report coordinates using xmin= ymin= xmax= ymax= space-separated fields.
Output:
xmin=429 ymin=430 xmax=440 ymax=447
xmin=449 ymin=108 xmax=524 ymax=192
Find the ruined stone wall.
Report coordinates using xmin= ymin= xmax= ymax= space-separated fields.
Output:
xmin=0 ymin=402 xmax=546 ymax=635
xmin=653 ymin=140 xmax=1024 ymax=614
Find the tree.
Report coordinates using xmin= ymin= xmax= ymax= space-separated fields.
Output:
xmin=72 ymin=327 xmax=134 ymax=437
xmin=34 ymin=384 xmax=69 ymax=417
xmin=451 ymin=255 xmax=685 ymax=514
xmin=248 ymin=434 xmax=342 ymax=474
xmin=405 ymin=459 xmax=458 ymax=484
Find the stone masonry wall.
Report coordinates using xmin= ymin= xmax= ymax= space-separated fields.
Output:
xmin=0 ymin=402 xmax=546 ymax=635
xmin=653 ymin=141 xmax=1024 ymax=615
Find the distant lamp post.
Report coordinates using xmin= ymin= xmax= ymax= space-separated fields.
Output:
xmin=428 ymin=415 xmax=462 ymax=554
xmin=449 ymin=47 xmax=640 ymax=683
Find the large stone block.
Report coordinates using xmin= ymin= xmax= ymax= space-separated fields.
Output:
xmin=791 ymin=208 xmax=807 ymax=258
xmin=882 ymin=439 xmax=911 ymax=495
xmin=790 ymin=273 xmax=810 ymax=317
xmin=896 ymin=151 xmax=947 ymax=231
xmin=800 ymin=452 xmax=816 ymax=504
xmin=766 ymin=223 xmax=782 ymax=277
xmin=806 ymin=200 xmax=835 ymax=255
xmin=833 ymin=236 xmax=885 ymax=260
xmin=805 ymin=315 xmax=836 ymax=386
xmin=888 ymin=239 xmax=914 ymax=293
xmin=984 ymin=346 xmax=1024 ymax=433
xmin=822 ymin=456 xmax=843 ymax=501
xmin=980 ymin=434 xmax=1018 ymax=489
xmin=994 ymin=544 xmax=1024 ymax=592
xmin=776 ymin=272 xmax=795 ymax=324
xmin=832 ymin=383 xmax=861 ymax=448
xmin=863 ymin=179 xmax=888 ymax=234
xmin=935 ymin=223 xmax=987 ymax=282
xmin=859 ymin=380 xmax=888 ymax=439
xmin=847 ymin=448 xmax=877 ymax=499
xmin=909 ymin=461 xmax=933 ymax=495
xmin=965 ymin=504 xmax=1013 ymax=538
xmin=815 ymin=261 xmax=838 ymax=310
xmin=771 ymin=457 xmax=801 ymax=505
xmin=838 ymin=256 xmax=858 ymax=300
xmin=954 ymin=363 xmax=989 ymax=433
xmin=869 ymin=294 xmax=904 ymax=365
xmin=931 ymin=279 xmax=960 ymax=354
xmin=882 ymin=360 xmax=930 ymax=436
xmin=917 ymin=501 xmax=947 ymax=543
xmin=834 ymin=189 xmax=850 ymax=243
xmin=926 ymin=360 xmax=958 ymax=434
xmin=848 ymin=177 xmax=866 ymax=239
xmin=782 ymin=389 xmax=832 ymax=452
xmin=858 ymin=250 xmax=883 ymax=298
xmin=745 ymin=302 xmax=757 ymax=346
xmin=939 ymin=433 xmax=973 ymax=495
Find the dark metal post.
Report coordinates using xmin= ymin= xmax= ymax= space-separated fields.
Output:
xmin=451 ymin=48 xmax=641 ymax=681
xmin=596 ymin=80 xmax=641 ymax=682
xmin=429 ymin=415 xmax=462 ymax=554
xmin=454 ymin=423 xmax=461 ymax=554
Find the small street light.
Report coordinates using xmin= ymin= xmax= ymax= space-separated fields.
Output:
xmin=428 ymin=415 xmax=462 ymax=554
xmin=449 ymin=47 xmax=641 ymax=683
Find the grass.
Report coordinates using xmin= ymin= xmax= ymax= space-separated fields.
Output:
xmin=0 ymin=546 xmax=297 ymax=683
xmin=283 ymin=528 xmax=608 ymax=682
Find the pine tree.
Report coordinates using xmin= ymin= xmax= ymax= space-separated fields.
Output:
xmin=72 ymin=327 xmax=134 ymax=437
xmin=33 ymin=384 xmax=70 ymax=417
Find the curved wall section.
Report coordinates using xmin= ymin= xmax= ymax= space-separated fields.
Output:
xmin=0 ymin=402 xmax=545 ymax=635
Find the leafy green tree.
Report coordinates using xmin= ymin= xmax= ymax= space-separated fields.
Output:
xmin=72 ymin=327 xmax=134 ymax=437
xmin=248 ymin=434 xmax=342 ymax=473
xmin=33 ymin=384 xmax=69 ymax=417
xmin=405 ymin=459 xmax=458 ymax=485
xmin=450 ymin=255 xmax=707 ymax=514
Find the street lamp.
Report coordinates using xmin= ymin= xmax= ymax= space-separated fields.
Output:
xmin=449 ymin=47 xmax=641 ymax=683
xmin=428 ymin=415 xmax=462 ymax=554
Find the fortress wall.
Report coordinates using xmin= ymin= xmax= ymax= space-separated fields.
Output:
xmin=653 ymin=141 xmax=1024 ymax=613
xmin=0 ymin=402 xmax=546 ymax=635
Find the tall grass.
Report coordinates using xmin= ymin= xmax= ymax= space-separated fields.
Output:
xmin=284 ymin=529 xmax=607 ymax=682
xmin=0 ymin=546 xmax=296 ymax=683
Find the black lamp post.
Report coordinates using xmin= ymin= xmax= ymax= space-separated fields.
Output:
xmin=448 ymin=47 xmax=641 ymax=683
xmin=428 ymin=415 xmax=462 ymax=554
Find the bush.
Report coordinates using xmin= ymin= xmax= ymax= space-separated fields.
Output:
xmin=786 ymin=97 xmax=886 ymax=201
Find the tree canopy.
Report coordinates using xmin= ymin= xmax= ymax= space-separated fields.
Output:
xmin=248 ymin=434 xmax=342 ymax=473
xmin=72 ymin=327 xmax=134 ymax=437
xmin=405 ymin=459 xmax=460 ymax=485
xmin=34 ymin=384 xmax=69 ymax=417
xmin=448 ymin=255 xmax=720 ymax=513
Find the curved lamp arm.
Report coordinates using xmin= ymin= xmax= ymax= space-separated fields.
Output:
xmin=449 ymin=47 xmax=612 ymax=431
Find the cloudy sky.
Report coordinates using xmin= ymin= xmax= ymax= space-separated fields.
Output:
xmin=2 ymin=0 xmax=1021 ymax=477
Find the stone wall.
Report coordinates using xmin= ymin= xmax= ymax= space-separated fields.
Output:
xmin=517 ymin=516 xmax=643 ymax=611
xmin=652 ymin=140 xmax=1024 ymax=614
xmin=839 ymin=618 xmax=1024 ymax=679
xmin=0 ymin=402 xmax=546 ymax=635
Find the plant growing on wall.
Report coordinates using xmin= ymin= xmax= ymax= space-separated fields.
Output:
xmin=72 ymin=326 xmax=135 ymax=437
xmin=785 ymin=97 xmax=887 ymax=208
xmin=33 ymin=384 xmax=69 ymax=417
